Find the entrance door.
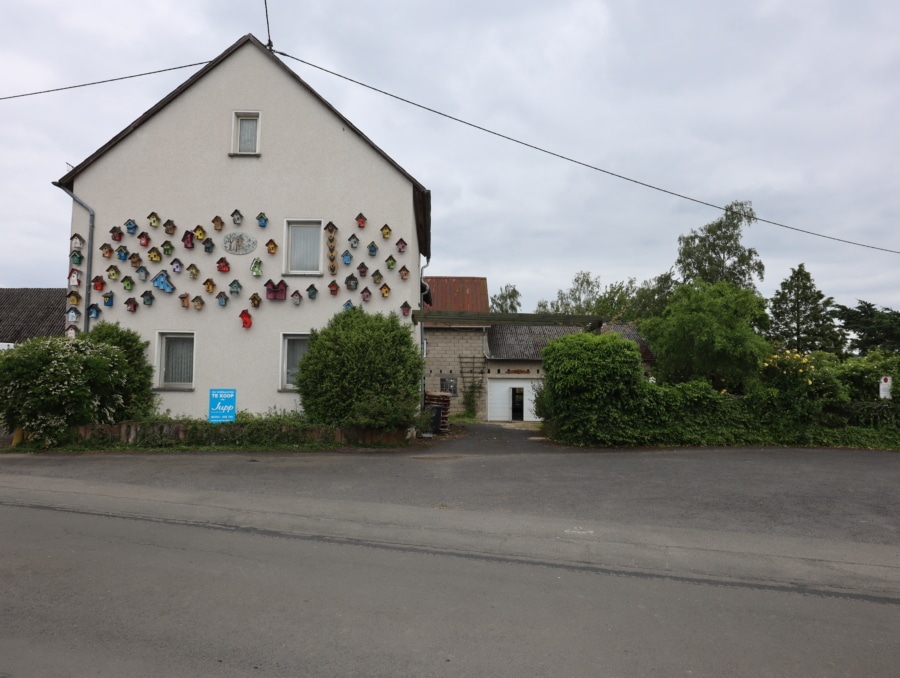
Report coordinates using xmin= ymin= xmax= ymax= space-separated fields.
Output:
xmin=511 ymin=387 xmax=524 ymax=421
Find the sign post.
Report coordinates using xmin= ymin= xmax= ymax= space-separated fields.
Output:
xmin=209 ymin=388 xmax=237 ymax=422
xmin=879 ymin=377 xmax=892 ymax=400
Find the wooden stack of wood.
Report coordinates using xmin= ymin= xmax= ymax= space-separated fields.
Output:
xmin=424 ymin=391 xmax=451 ymax=433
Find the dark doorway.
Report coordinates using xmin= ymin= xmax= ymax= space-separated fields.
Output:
xmin=511 ymin=387 xmax=524 ymax=421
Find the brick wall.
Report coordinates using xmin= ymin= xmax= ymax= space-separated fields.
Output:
xmin=423 ymin=326 xmax=487 ymax=416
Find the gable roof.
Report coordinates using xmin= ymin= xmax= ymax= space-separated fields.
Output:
xmin=56 ymin=34 xmax=431 ymax=259
xmin=0 ymin=288 xmax=66 ymax=343
xmin=486 ymin=325 xmax=582 ymax=361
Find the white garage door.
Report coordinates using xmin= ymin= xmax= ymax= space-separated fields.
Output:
xmin=487 ymin=378 xmax=542 ymax=422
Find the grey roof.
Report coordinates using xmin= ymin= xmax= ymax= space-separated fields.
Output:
xmin=487 ymin=325 xmax=582 ymax=361
xmin=0 ymin=288 xmax=66 ymax=343
xmin=600 ymin=322 xmax=656 ymax=362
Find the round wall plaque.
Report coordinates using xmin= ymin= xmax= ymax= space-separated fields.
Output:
xmin=222 ymin=232 xmax=258 ymax=255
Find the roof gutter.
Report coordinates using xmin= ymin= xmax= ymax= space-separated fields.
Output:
xmin=53 ymin=182 xmax=95 ymax=333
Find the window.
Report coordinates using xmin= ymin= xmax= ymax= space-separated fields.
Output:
xmin=286 ymin=220 xmax=322 ymax=274
xmin=282 ymin=334 xmax=309 ymax=390
xmin=160 ymin=333 xmax=194 ymax=389
xmin=232 ymin=112 xmax=260 ymax=154
xmin=440 ymin=377 xmax=458 ymax=396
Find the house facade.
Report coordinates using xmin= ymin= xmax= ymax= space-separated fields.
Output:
xmin=57 ymin=34 xmax=430 ymax=418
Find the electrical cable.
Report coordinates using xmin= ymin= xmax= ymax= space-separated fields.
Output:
xmin=264 ymin=0 xmax=274 ymax=50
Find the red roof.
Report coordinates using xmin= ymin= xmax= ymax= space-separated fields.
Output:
xmin=424 ymin=277 xmax=489 ymax=313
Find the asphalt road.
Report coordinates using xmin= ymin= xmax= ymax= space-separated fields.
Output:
xmin=1 ymin=424 xmax=898 ymax=676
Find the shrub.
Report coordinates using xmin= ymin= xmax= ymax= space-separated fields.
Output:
xmin=83 ymin=321 xmax=156 ymax=419
xmin=294 ymin=308 xmax=424 ymax=430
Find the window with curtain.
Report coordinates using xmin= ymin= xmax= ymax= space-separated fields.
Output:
xmin=282 ymin=335 xmax=309 ymax=389
xmin=161 ymin=333 xmax=194 ymax=388
xmin=286 ymin=220 xmax=322 ymax=274
xmin=233 ymin=112 xmax=260 ymax=154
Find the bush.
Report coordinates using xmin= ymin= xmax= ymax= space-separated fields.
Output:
xmin=83 ymin=321 xmax=156 ymax=419
xmin=0 ymin=337 xmax=130 ymax=447
xmin=295 ymin=308 xmax=424 ymax=430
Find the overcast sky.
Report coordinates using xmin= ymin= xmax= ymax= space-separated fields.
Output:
xmin=3 ymin=0 xmax=899 ymax=312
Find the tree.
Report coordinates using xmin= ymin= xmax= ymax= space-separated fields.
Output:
xmin=295 ymin=308 xmax=424 ymax=430
xmin=675 ymin=200 xmax=765 ymax=291
xmin=767 ymin=264 xmax=845 ymax=354
xmin=627 ymin=270 xmax=679 ymax=322
xmin=83 ymin=321 xmax=156 ymax=419
xmin=535 ymin=271 xmax=636 ymax=319
xmin=490 ymin=284 xmax=522 ymax=313
xmin=835 ymin=301 xmax=900 ymax=355
xmin=641 ymin=281 xmax=770 ymax=393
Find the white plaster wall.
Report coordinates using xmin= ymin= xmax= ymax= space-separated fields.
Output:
xmin=66 ymin=42 xmax=424 ymax=418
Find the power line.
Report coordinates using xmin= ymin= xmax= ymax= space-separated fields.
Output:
xmin=0 ymin=62 xmax=209 ymax=102
xmin=264 ymin=0 xmax=274 ymax=50
xmin=274 ymin=49 xmax=900 ymax=257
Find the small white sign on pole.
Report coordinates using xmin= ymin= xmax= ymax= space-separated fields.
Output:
xmin=879 ymin=376 xmax=892 ymax=400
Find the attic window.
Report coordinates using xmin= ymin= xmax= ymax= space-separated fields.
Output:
xmin=232 ymin=111 xmax=260 ymax=155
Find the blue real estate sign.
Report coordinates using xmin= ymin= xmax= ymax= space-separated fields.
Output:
xmin=208 ymin=388 xmax=237 ymax=423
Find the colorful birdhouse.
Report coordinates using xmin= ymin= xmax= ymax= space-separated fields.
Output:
xmin=187 ymin=264 xmax=200 ymax=279
xmin=182 ymin=231 xmax=195 ymax=249
xmin=229 ymin=279 xmax=242 ymax=295
xmin=116 ymin=245 xmax=129 ymax=261
xmin=256 ymin=212 xmax=268 ymax=228
xmin=203 ymin=278 xmax=216 ymax=294
xmin=401 ymin=301 xmax=412 ymax=317
xmin=341 ymin=250 xmax=353 ymax=265
xmin=202 ymin=238 xmax=215 ymax=253
xmin=385 ymin=255 xmax=397 ymax=270
xmin=239 ymin=309 xmax=252 ymax=328
xmin=100 ymin=243 xmax=113 ymax=259
xmin=161 ymin=240 xmax=175 ymax=256
xmin=193 ymin=225 xmax=207 ymax=240
xmin=371 ymin=270 xmax=384 ymax=285
xmin=345 ymin=274 xmax=358 ymax=291
xmin=399 ymin=265 xmax=410 ymax=281
xmin=367 ymin=242 xmax=378 ymax=257
xmin=212 ymin=215 xmax=224 ymax=231
xmin=136 ymin=266 xmax=149 ymax=282
xmin=105 ymin=265 xmax=119 ymax=281
xmin=291 ymin=290 xmax=302 ymax=305
xmin=216 ymin=257 xmax=230 ymax=273
xmin=125 ymin=219 xmax=138 ymax=235
xmin=250 ymin=257 xmax=262 ymax=276
xmin=265 ymin=239 xmax=277 ymax=255
xmin=380 ymin=283 xmax=391 ymax=298
xmin=121 ymin=276 xmax=135 ymax=291
xmin=343 ymin=300 xmax=354 ymax=311
xmin=151 ymin=270 xmax=175 ymax=293
xmin=357 ymin=262 xmax=368 ymax=277
xmin=91 ymin=276 xmax=106 ymax=291
xmin=348 ymin=233 xmax=360 ymax=249
xmin=125 ymin=297 xmax=139 ymax=313
xmin=328 ymin=280 xmax=340 ymax=296
xmin=178 ymin=293 xmax=190 ymax=308
xmin=163 ymin=219 xmax=177 ymax=235
xmin=380 ymin=224 xmax=392 ymax=239
xmin=147 ymin=212 xmax=161 ymax=229
xmin=328 ymin=261 xmax=338 ymax=275
xmin=141 ymin=290 xmax=154 ymax=306
xmin=355 ymin=212 xmax=367 ymax=229
xmin=170 ymin=258 xmax=184 ymax=273
xmin=216 ymin=291 xmax=229 ymax=307
xmin=67 ymin=290 xmax=81 ymax=306
xmin=265 ymin=279 xmax=288 ymax=301
xmin=102 ymin=291 xmax=114 ymax=307
xmin=70 ymin=233 xmax=85 ymax=250
xmin=192 ymin=296 xmax=205 ymax=310
xmin=324 ymin=221 xmax=338 ymax=236
xmin=66 ymin=306 xmax=81 ymax=323
xmin=137 ymin=231 xmax=151 ymax=247
xmin=69 ymin=249 xmax=83 ymax=266
xmin=361 ymin=287 xmax=372 ymax=302
xmin=110 ymin=225 xmax=124 ymax=241
xmin=306 ymin=284 xmax=318 ymax=300
xmin=147 ymin=247 xmax=162 ymax=263
xmin=129 ymin=252 xmax=142 ymax=268
xmin=249 ymin=292 xmax=262 ymax=308
xmin=231 ymin=209 xmax=243 ymax=225
xmin=87 ymin=304 xmax=101 ymax=319
xmin=65 ymin=325 xmax=79 ymax=339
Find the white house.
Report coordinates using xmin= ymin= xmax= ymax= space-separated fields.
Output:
xmin=56 ymin=34 xmax=431 ymax=418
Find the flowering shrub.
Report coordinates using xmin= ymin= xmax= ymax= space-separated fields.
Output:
xmin=0 ymin=337 xmax=129 ymax=447
xmin=758 ymin=349 xmax=847 ymax=426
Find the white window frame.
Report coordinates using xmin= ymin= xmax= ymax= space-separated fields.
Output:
xmin=281 ymin=334 xmax=310 ymax=391
xmin=231 ymin=111 xmax=260 ymax=155
xmin=158 ymin=332 xmax=195 ymax=390
xmin=285 ymin=219 xmax=323 ymax=275
xmin=440 ymin=376 xmax=459 ymax=396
